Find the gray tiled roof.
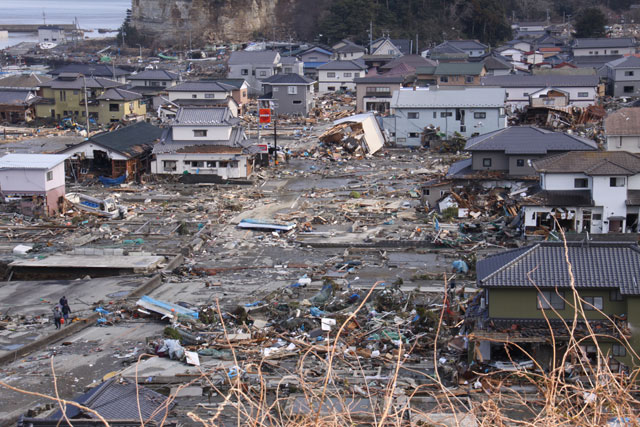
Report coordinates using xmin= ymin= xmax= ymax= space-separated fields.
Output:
xmin=48 ymin=378 xmax=174 ymax=423
xmin=44 ymin=76 xmax=122 ymax=90
xmin=481 ymin=74 xmax=599 ymax=88
xmin=174 ymin=107 xmax=230 ymax=125
xmin=533 ymin=151 xmax=640 ymax=175
xmin=464 ymin=126 xmax=597 ymax=154
xmin=605 ymin=108 xmax=640 ymax=136
xmin=96 ymin=87 xmax=142 ymax=101
xmin=0 ymin=89 xmax=35 ymax=105
xmin=354 ymin=76 xmax=404 ymax=84
xmin=262 ymin=73 xmax=314 ymax=85
xmin=50 ymin=63 xmax=130 ymax=77
xmin=72 ymin=121 xmax=163 ymax=158
xmin=573 ymin=37 xmax=637 ymax=49
xmin=478 ymin=242 xmax=640 ymax=295
xmin=154 ymin=126 xmax=245 ymax=153
xmin=437 ymin=40 xmax=488 ymax=50
xmin=0 ymin=73 xmax=51 ymax=89
xmin=128 ymin=69 xmax=180 ymax=80
xmin=605 ymin=55 xmax=640 ymax=69
xmin=167 ymin=80 xmax=235 ymax=92
xmin=335 ymin=40 xmax=366 ymax=53
xmin=392 ymin=87 xmax=506 ymax=108
xmin=228 ymin=50 xmax=279 ymax=65
xmin=318 ymin=60 xmax=366 ymax=71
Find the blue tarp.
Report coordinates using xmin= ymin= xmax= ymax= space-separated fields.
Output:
xmin=138 ymin=295 xmax=199 ymax=319
xmin=98 ymin=175 xmax=126 ymax=187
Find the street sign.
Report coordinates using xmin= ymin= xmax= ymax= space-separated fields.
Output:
xmin=259 ymin=108 xmax=271 ymax=123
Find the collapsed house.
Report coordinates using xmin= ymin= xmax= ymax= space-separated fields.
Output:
xmin=318 ymin=113 xmax=385 ymax=159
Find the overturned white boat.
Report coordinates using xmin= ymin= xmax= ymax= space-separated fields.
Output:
xmin=64 ymin=192 xmax=127 ymax=219
xmin=39 ymin=42 xmax=58 ymax=50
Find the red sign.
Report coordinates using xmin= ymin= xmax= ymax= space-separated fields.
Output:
xmin=257 ymin=144 xmax=268 ymax=153
xmin=259 ymin=108 xmax=271 ymax=123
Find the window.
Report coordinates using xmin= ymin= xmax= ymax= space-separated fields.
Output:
xmin=163 ymin=160 xmax=177 ymax=172
xmin=613 ymin=344 xmax=626 ymax=357
xmin=593 ymin=213 xmax=602 ymax=220
xmin=611 ymin=50 xmax=619 ymax=54
xmin=327 ymin=86 xmax=336 ymax=91
xmin=205 ymin=93 xmax=215 ymax=98
xmin=516 ymin=159 xmax=525 ymax=167
xmin=327 ymin=72 xmax=336 ymax=78
xmin=193 ymin=129 xmax=208 ymax=137
xmin=59 ymin=90 xmax=66 ymax=101
xmin=538 ymin=290 xmax=565 ymax=310
xmin=192 ymin=94 xmax=198 ymax=98
xmin=292 ymin=100 xmax=302 ymax=104
xmin=625 ymin=71 xmax=635 ymax=77
xmin=440 ymin=112 xmax=452 ymax=118
xmin=46 ymin=171 xmax=53 ymax=181
xmin=109 ymin=104 xmax=119 ymax=112
xmin=577 ymin=92 xmax=589 ymax=97
xmin=474 ymin=112 xmax=486 ymax=119
xmin=284 ymin=67 xmax=292 ymax=73
xmin=424 ymin=189 xmax=430 ymax=195
xmin=624 ymin=86 xmax=634 ymax=93
xmin=610 ymin=177 xmax=625 ymax=187
xmin=190 ymin=161 xmax=205 ymax=168
xmin=259 ymin=71 xmax=267 ymax=77
xmin=73 ymin=90 xmax=79 ymax=95
xmin=288 ymin=86 xmax=298 ymax=95
xmin=344 ymin=72 xmax=352 ymax=77
xmin=583 ymin=296 xmax=603 ymax=311
xmin=440 ymin=76 xmax=448 ymax=83
xmin=465 ymin=76 xmax=474 ymax=83
xmin=408 ymin=132 xmax=420 ymax=138
xmin=610 ymin=289 xmax=624 ymax=301
xmin=407 ymin=112 xmax=419 ymax=119
xmin=433 ymin=112 xmax=437 ymax=118
xmin=574 ymin=178 xmax=588 ymax=188
xmin=162 ymin=82 xmax=167 ymax=86
xmin=482 ymin=158 xmax=492 ymax=167
xmin=273 ymin=87 xmax=278 ymax=92
xmin=241 ymin=69 xmax=249 ymax=75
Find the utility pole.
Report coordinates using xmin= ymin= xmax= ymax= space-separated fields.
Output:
xmin=273 ymin=115 xmax=277 ymax=166
xmin=82 ymin=75 xmax=90 ymax=138
xmin=369 ymin=21 xmax=373 ymax=54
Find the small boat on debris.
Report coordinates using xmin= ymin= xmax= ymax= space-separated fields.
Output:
xmin=38 ymin=42 xmax=57 ymax=50
xmin=64 ymin=192 xmax=127 ymax=219
xmin=237 ymin=218 xmax=296 ymax=231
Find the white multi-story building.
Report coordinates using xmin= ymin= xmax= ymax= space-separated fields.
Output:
xmin=317 ymin=60 xmax=367 ymax=93
xmin=151 ymin=107 xmax=251 ymax=179
xmin=522 ymin=151 xmax=640 ymax=235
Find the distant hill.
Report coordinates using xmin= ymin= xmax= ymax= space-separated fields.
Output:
xmin=129 ymin=0 xmax=637 ymax=48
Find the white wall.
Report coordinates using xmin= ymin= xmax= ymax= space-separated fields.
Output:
xmin=172 ymin=126 xmax=232 ymax=141
xmin=318 ymin=69 xmax=364 ymax=93
xmin=0 ymin=162 xmax=65 ymax=194
xmin=573 ymin=46 xmax=635 ymax=56
xmin=168 ymin=91 xmax=230 ymax=102
xmin=65 ymin=141 xmax=128 ymax=160
xmin=592 ymin=175 xmax=627 ymax=220
xmin=542 ymin=173 xmax=591 ymax=190
xmin=505 ymin=86 xmax=597 ymax=107
xmin=606 ymin=135 xmax=640 ymax=152
xmin=151 ymin=153 xmax=248 ymax=178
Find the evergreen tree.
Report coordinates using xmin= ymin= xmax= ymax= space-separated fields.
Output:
xmin=574 ymin=8 xmax=607 ymax=38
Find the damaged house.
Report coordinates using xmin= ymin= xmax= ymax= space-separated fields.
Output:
xmin=387 ymin=87 xmax=507 ymax=145
xmin=447 ymin=126 xmax=598 ymax=184
xmin=522 ymin=151 xmax=640 ymax=235
xmin=60 ymin=121 xmax=163 ymax=181
xmin=604 ymin=107 xmax=640 ymax=152
xmin=151 ymin=107 xmax=252 ymax=179
xmin=470 ymin=241 xmax=640 ymax=372
xmin=0 ymin=154 xmax=67 ymax=217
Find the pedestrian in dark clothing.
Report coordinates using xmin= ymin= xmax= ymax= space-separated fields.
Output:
xmin=61 ymin=303 xmax=71 ymax=325
xmin=60 ymin=296 xmax=68 ymax=307
xmin=53 ymin=305 xmax=62 ymax=329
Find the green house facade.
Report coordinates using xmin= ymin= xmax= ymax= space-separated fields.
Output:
xmin=470 ymin=242 xmax=640 ymax=371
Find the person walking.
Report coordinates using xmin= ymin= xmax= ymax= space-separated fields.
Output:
xmin=61 ymin=303 xmax=71 ymax=325
xmin=53 ymin=305 xmax=62 ymax=329
xmin=59 ymin=296 xmax=68 ymax=307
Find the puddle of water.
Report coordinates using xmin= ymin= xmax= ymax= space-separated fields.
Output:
xmin=107 ymin=290 xmax=131 ymax=298
xmin=1 ymin=344 xmax=24 ymax=351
